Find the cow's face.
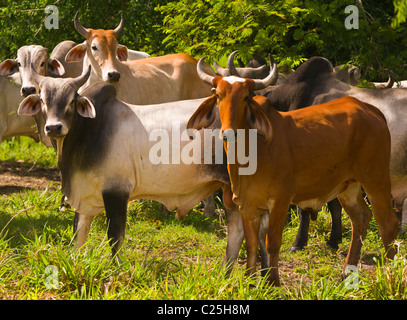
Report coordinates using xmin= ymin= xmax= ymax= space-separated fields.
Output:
xmin=0 ymin=45 xmax=65 ymax=96
xmin=65 ymin=13 xmax=127 ymax=84
xmin=187 ymin=76 xmax=272 ymax=142
xmin=86 ymin=29 xmax=126 ymax=83
xmin=17 ymin=67 xmax=95 ymax=139
xmin=187 ymin=55 xmax=277 ymax=142
xmin=215 ymin=77 xmax=252 ymax=140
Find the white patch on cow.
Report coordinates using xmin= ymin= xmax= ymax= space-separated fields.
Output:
xmin=223 ymin=76 xmax=246 ymax=85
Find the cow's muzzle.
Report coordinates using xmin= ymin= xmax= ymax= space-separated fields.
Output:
xmin=45 ymin=122 xmax=66 ymax=138
xmin=107 ymin=71 xmax=120 ymax=83
xmin=220 ymin=129 xmax=237 ymax=142
xmin=21 ymin=86 xmax=37 ymax=97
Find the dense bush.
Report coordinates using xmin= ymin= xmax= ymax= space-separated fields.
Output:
xmin=157 ymin=0 xmax=407 ymax=81
xmin=0 ymin=0 xmax=168 ymax=58
xmin=0 ymin=0 xmax=406 ymax=81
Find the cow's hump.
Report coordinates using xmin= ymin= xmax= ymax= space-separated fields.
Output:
xmin=81 ymin=82 xmax=117 ymax=106
xmin=285 ymin=57 xmax=333 ymax=84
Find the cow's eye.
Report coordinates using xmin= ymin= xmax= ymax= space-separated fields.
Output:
xmin=92 ymin=45 xmax=98 ymax=51
xmin=17 ymin=61 xmax=21 ymax=67
xmin=40 ymin=62 xmax=45 ymax=67
xmin=244 ymin=96 xmax=249 ymax=101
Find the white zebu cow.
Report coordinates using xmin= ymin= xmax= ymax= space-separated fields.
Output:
xmin=0 ymin=74 xmax=40 ymax=143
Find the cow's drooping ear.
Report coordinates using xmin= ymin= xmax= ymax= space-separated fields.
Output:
xmin=65 ymin=43 xmax=87 ymax=63
xmin=246 ymin=97 xmax=272 ymax=142
xmin=76 ymin=96 xmax=96 ymax=118
xmin=0 ymin=59 xmax=18 ymax=76
xmin=47 ymin=58 xmax=65 ymax=76
xmin=186 ymin=94 xmax=217 ymax=139
xmin=18 ymin=94 xmax=41 ymax=116
xmin=117 ymin=45 xmax=128 ymax=61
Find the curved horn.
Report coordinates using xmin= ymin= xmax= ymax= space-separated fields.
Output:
xmin=213 ymin=61 xmax=229 ymax=76
xmin=73 ymin=65 xmax=92 ymax=89
xmin=74 ymin=12 xmax=89 ymax=38
xmin=383 ymin=71 xmax=395 ymax=88
xmin=197 ymin=57 xmax=215 ymax=86
xmin=252 ymin=53 xmax=279 ymax=90
xmin=227 ymin=50 xmax=240 ymax=76
xmin=113 ymin=14 xmax=124 ymax=37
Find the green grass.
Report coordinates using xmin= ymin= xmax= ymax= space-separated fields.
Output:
xmin=0 ymin=137 xmax=406 ymax=299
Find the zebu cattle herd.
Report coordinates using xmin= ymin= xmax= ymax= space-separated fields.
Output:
xmin=1 ymin=12 xmax=406 ymax=286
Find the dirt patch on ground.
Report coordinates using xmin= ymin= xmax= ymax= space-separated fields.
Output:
xmin=0 ymin=161 xmax=60 ymax=194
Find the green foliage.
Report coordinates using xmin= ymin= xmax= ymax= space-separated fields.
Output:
xmin=0 ymin=0 xmax=406 ymax=81
xmin=392 ymin=0 xmax=407 ymax=27
xmin=157 ymin=0 xmax=407 ymax=80
xmin=0 ymin=0 xmax=169 ymax=59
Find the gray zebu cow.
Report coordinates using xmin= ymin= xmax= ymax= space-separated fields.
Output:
xmin=17 ymin=67 xmax=269 ymax=269
xmin=257 ymin=56 xmax=407 ymax=239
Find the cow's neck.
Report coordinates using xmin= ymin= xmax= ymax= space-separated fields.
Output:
xmin=223 ymin=120 xmax=253 ymax=204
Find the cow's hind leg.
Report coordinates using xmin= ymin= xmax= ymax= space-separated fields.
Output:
xmin=290 ymin=208 xmax=310 ymax=251
xmin=259 ymin=211 xmax=270 ymax=276
xmin=337 ymin=183 xmax=371 ymax=270
xmin=103 ymin=189 xmax=130 ymax=259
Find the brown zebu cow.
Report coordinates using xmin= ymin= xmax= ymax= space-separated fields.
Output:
xmin=187 ymin=57 xmax=398 ymax=286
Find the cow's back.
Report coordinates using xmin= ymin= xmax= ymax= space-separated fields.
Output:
xmin=124 ymin=53 xmax=213 ymax=101
xmin=280 ymin=97 xmax=390 ymax=198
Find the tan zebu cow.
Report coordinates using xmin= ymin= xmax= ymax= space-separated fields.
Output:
xmin=65 ymin=12 xmax=213 ymax=104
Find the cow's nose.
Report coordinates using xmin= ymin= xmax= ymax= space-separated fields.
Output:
xmin=107 ymin=71 xmax=120 ymax=82
xmin=21 ymin=86 xmax=36 ymax=97
xmin=45 ymin=124 xmax=63 ymax=136
xmin=221 ymin=129 xmax=237 ymax=142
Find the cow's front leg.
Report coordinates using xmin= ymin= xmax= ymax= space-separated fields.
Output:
xmin=103 ymin=190 xmax=130 ymax=259
xmin=267 ymin=198 xmax=291 ymax=286
xmin=223 ymin=207 xmax=244 ymax=274
xmin=241 ymin=212 xmax=260 ymax=276
xmin=73 ymin=211 xmax=94 ymax=248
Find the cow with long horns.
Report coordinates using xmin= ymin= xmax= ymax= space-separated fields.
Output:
xmin=187 ymin=57 xmax=398 ymax=286
xmin=65 ymin=12 xmax=213 ymax=104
